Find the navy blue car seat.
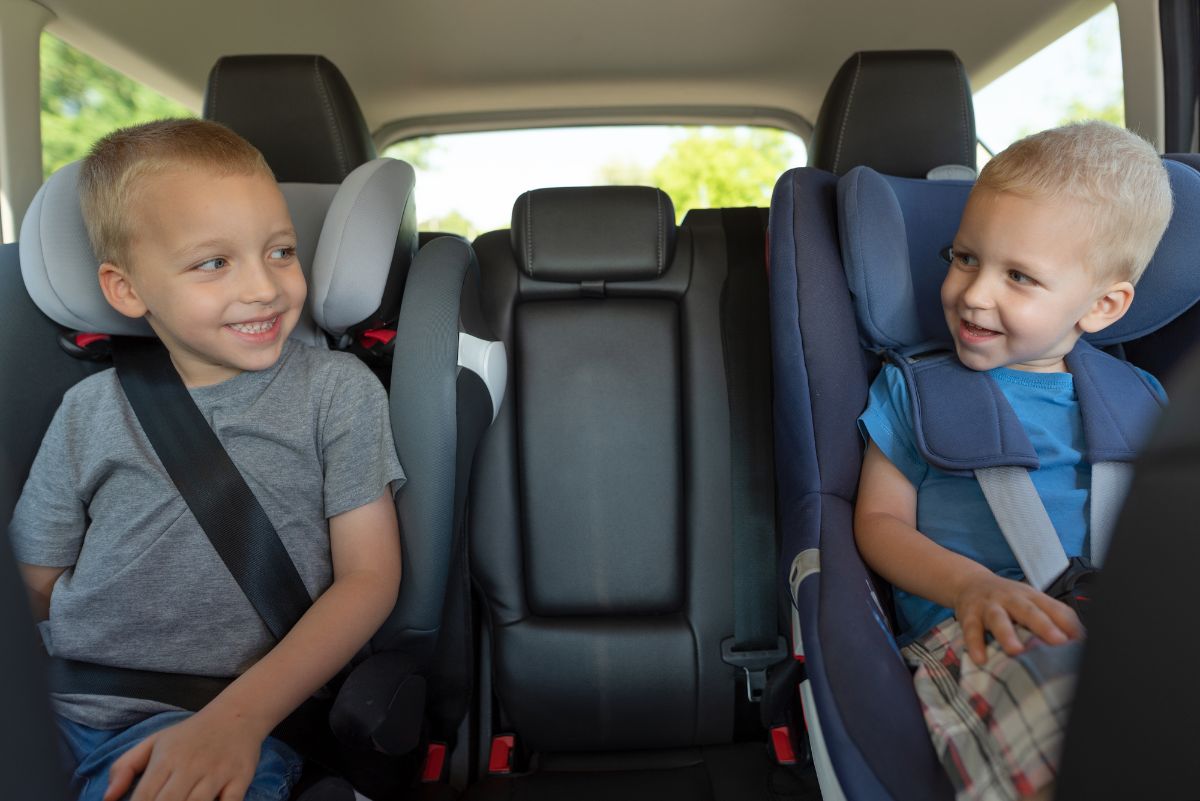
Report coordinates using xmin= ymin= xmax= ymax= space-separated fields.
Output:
xmin=767 ymin=154 xmax=1200 ymax=801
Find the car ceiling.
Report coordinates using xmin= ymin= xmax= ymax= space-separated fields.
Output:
xmin=39 ymin=0 xmax=1110 ymax=142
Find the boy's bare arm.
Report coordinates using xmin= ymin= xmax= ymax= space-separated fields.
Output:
xmin=105 ymin=491 xmax=402 ymax=801
xmin=18 ymin=564 xmax=67 ymax=622
xmin=855 ymin=441 xmax=1081 ymax=664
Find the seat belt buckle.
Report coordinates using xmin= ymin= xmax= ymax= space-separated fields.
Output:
xmin=488 ymin=734 xmax=516 ymax=775
xmin=721 ymin=636 xmax=788 ymax=702
xmin=421 ymin=741 xmax=447 ymax=782
xmin=770 ymin=725 xmax=798 ymax=765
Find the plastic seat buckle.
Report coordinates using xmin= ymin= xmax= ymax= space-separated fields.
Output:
xmin=488 ymin=734 xmax=515 ymax=775
xmin=721 ymin=636 xmax=788 ymax=702
xmin=421 ymin=742 xmax=447 ymax=782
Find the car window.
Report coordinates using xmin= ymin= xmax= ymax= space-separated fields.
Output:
xmin=974 ymin=4 xmax=1123 ymax=162
xmin=41 ymin=31 xmax=192 ymax=179
xmin=383 ymin=126 xmax=807 ymax=238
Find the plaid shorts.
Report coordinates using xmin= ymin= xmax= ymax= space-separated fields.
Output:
xmin=900 ymin=618 xmax=1084 ymax=801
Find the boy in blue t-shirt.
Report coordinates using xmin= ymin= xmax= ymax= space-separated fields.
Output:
xmin=855 ymin=122 xmax=1172 ymax=801
xmin=9 ymin=119 xmax=405 ymax=801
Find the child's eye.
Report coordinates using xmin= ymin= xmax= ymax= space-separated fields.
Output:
xmin=195 ymin=257 xmax=227 ymax=272
xmin=269 ymin=246 xmax=297 ymax=262
xmin=948 ymin=248 xmax=978 ymax=268
xmin=1007 ymin=269 xmax=1036 ymax=285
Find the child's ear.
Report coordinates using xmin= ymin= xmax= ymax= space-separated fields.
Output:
xmin=1078 ymin=280 xmax=1135 ymax=334
xmin=97 ymin=262 xmax=148 ymax=319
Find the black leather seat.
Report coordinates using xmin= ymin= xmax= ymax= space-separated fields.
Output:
xmin=205 ymin=55 xmax=376 ymax=184
xmin=459 ymin=187 xmax=814 ymax=800
xmin=809 ymin=50 xmax=976 ymax=178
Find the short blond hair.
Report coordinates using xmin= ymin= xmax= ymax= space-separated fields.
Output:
xmin=976 ymin=121 xmax=1172 ymax=284
xmin=79 ymin=118 xmax=273 ymax=267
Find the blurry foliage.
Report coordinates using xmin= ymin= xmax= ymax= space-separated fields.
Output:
xmin=41 ymin=32 xmax=192 ymax=179
xmin=641 ymin=127 xmax=796 ymax=222
xmin=383 ymin=138 xmax=437 ymax=171
xmin=421 ymin=210 xmax=479 ymax=240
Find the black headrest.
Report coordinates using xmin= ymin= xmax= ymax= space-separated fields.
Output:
xmin=204 ymin=55 xmax=376 ymax=183
xmin=510 ymin=187 xmax=677 ymax=283
xmin=810 ymin=50 xmax=976 ymax=178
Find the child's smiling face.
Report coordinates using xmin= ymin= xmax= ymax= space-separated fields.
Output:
xmin=99 ymin=166 xmax=307 ymax=387
xmin=941 ymin=187 xmax=1131 ymax=373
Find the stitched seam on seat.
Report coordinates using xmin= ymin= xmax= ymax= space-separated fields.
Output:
xmin=208 ymin=63 xmax=221 ymax=117
xmin=832 ymin=52 xmax=862 ymax=175
xmin=313 ymin=57 xmax=348 ymax=177
xmin=955 ymin=57 xmax=970 ymax=166
xmin=525 ymin=192 xmax=534 ymax=276
xmin=655 ymin=190 xmax=664 ymax=275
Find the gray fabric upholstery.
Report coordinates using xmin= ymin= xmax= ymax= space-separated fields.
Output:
xmin=19 ymin=162 xmax=152 ymax=337
xmin=17 ymin=159 xmax=412 ymax=342
xmin=311 ymin=158 xmax=417 ymax=336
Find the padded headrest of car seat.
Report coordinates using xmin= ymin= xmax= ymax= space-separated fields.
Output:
xmin=510 ymin=186 xmax=677 ymax=282
xmin=811 ymin=50 xmax=976 ymax=178
xmin=19 ymin=158 xmax=416 ymax=341
xmin=838 ymin=160 xmax=1200 ymax=351
xmin=204 ymin=55 xmax=376 ymax=184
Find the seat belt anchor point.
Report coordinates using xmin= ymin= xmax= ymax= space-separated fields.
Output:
xmin=721 ymin=636 xmax=788 ymax=702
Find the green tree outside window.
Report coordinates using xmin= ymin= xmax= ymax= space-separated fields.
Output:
xmin=41 ymin=32 xmax=192 ymax=179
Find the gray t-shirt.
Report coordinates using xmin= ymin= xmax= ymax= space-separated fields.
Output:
xmin=9 ymin=339 xmax=405 ymax=729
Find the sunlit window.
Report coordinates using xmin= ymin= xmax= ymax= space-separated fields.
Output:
xmin=384 ymin=126 xmax=807 ymax=239
xmin=974 ymin=5 xmax=1123 ymax=161
xmin=40 ymin=32 xmax=192 ymax=179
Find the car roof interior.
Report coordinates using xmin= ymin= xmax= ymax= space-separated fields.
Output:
xmin=38 ymin=0 xmax=1128 ymax=142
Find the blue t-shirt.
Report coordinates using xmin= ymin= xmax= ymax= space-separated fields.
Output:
xmin=858 ymin=362 xmax=1165 ymax=645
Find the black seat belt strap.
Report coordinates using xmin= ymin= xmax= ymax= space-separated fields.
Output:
xmin=112 ymin=336 xmax=312 ymax=641
xmin=718 ymin=208 xmax=786 ymax=701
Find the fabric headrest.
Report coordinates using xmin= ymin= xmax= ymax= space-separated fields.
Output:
xmin=811 ymin=50 xmax=976 ymax=178
xmin=510 ymin=186 xmax=676 ymax=282
xmin=19 ymin=158 xmax=415 ymax=340
xmin=838 ymin=161 xmax=1200 ymax=351
xmin=204 ymin=55 xmax=375 ymax=184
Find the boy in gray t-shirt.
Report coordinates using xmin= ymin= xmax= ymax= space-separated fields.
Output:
xmin=8 ymin=119 xmax=404 ymax=801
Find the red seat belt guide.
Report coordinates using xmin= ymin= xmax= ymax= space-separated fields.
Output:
xmin=75 ymin=332 xmax=110 ymax=348
xmin=488 ymin=734 xmax=515 ymax=774
xmin=421 ymin=742 xmax=447 ymax=782
xmin=770 ymin=725 xmax=797 ymax=765
xmin=359 ymin=328 xmax=397 ymax=348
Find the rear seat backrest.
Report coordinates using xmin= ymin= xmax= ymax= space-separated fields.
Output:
xmin=469 ymin=186 xmax=742 ymax=750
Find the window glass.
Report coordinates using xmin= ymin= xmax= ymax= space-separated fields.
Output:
xmin=974 ymin=4 xmax=1123 ymax=161
xmin=41 ymin=32 xmax=192 ymax=179
xmin=384 ymin=125 xmax=806 ymax=239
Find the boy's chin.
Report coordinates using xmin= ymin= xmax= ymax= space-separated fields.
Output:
xmin=951 ymin=344 xmax=1001 ymax=372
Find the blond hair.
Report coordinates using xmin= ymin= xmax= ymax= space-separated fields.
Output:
xmin=79 ymin=118 xmax=273 ymax=267
xmin=976 ymin=121 xmax=1172 ymax=284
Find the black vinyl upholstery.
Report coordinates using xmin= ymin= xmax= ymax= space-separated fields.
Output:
xmin=470 ymin=204 xmax=735 ymax=752
xmin=809 ymin=50 xmax=976 ymax=177
xmin=461 ymin=188 xmax=807 ymax=798
xmin=204 ymin=55 xmax=376 ymax=184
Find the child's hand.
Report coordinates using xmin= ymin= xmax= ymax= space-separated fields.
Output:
xmin=953 ymin=572 xmax=1084 ymax=665
xmin=103 ymin=706 xmax=267 ymax=801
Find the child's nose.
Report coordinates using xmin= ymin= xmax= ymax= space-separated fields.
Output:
xmin=239 ymin=259 xmax=281 ymax=304
xmin=960 ymin=272 xmax=996 ymax=309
